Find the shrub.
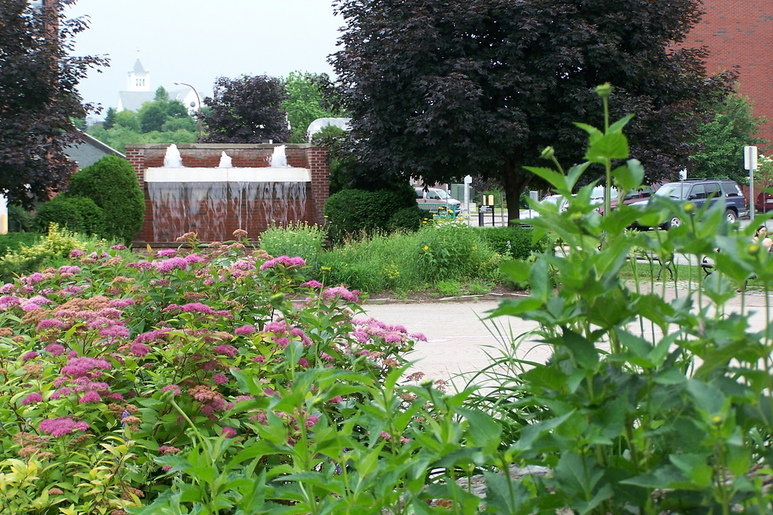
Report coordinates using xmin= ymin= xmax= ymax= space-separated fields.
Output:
xmin=324 ymin=185 xmax=417 ymax=242
xmin=0 ymin=232 xmax=42 ymax=257
xmin=475 ymin=225 xmax=547 ymax=259
xmin=8 ymin=204 xmax=35 ymax=232
xmin=387 ymin=206 xmax=429 ymax=232
xmin=67 ymin=155 xmax=144 ymax=243
xmin=0 ymin=224 xmax=81 ymax=280
xmin=35 ymin=195 xmax=106 ymax=236
xmin=258 ymin=222 xmax=325 ymax=273
xmin=412 ymin=222 xmax=501 ymax=283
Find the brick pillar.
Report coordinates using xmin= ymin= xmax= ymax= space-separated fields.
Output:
xmin=125 ymin=146 xmax=153 ymax=243
xmin=308 ymin=147 xmax=330 ymax=226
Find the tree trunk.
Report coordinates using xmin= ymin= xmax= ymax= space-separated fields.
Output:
xmin=502 ymin=165 xmax=532 ymax=226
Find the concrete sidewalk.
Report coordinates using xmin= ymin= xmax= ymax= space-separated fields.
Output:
xmin=363 ymin=286 xmax=772 ymax=386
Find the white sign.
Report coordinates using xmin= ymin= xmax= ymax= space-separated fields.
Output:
xmin=744 ymin=145 xmax=758 ymax=171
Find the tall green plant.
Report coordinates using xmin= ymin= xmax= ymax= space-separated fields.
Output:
xmin=476 ymin=85 xmax=772 ymax=513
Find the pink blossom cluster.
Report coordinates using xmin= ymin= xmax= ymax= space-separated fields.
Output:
xmin=260 ymin=319 xmax=313 ymax=349
xmin=153 ymin=257 xmax=189 ymax=274
xmin=156 ymin=249 xmax=177 ymax=257
xmin=133 ymin=328 xmax=173 ymax=344
xmin=20 ymin=392 xmax=43 ymax=405
xmin=163 ymin=302 xmax=232 ymax=318
xmin=351 ymin=317 xmax=425 ymax=345
xmin=322 ymin=286 xmax=360 ymax=303
xmin=260 ymin=256 xmax=306 ymax=270
xmin=38 ymin=417 xmax=90 ymax=437
xmin=61 ymin=357 xmax=112 ymax=378
xmin=58 ymin=265 xmax=82 ymax=275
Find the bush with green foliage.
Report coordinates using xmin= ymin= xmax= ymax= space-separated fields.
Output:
xmin=387 ymin=206 xmax=429 ymax=232
xmin=475 ymin=226 xmax=548 ymax=259
xmin=324 ymin=185 xmax=417 ymax=241
xmin=0 ymin=224 xmax=81 ymax=280
xmin=8 ymin=204 xmax=36 ymax=232
xmin=67 ymin=155 xmax=145 ymax=244
xmin=35 ymin=195 xmax=105 ymax=236
xmin=0 ymin=232 xmax=42 ymax=257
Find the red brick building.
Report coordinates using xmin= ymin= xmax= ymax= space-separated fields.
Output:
xmin=684 ymin=0 xmax=772 ymax=149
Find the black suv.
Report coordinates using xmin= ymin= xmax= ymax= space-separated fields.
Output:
xmin=632 ymin=179 xmax=747 ymax=229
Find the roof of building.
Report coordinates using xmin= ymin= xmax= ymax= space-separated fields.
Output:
xmin=64 ymin=131 xmax=125 ymax=169
xmin=132 ymin=58 xmax=147 ymax=74
xmin=118 ymin=89 xmax=196 ymax=112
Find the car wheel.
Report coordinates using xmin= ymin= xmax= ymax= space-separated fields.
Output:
xmin=667 ymin=216 xmax=682 ymax=229
xmin=725 ymin=209 xmax=737 ymax=223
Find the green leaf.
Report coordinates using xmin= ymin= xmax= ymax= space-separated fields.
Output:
xmin=500 ymin=259 xmax=531 ymax=282
xmin=524 ymin=166 xmax=567 ymax=192
xmin=558 ymin=328 xmax=598 ymax=369
xmin=457 ymin=407 xmax=502 ymax=451
xmin=686 ymin=379 xmax=726 ymax=417
xmin=612 ymin=159 xmax=644 ymax=191
xmin=607 ymin=114 xmax=635 ymax=134
xmin=585 ymin=133 xmax=629 ymax=163
xmin=488 ymin=296 xmax=543 ymax=318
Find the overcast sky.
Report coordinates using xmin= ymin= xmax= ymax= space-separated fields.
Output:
xmin=65 ymin=0 xmax=342 ymax=116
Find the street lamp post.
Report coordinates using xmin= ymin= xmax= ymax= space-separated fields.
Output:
xmin=174 ymin=82 xmax=202 ymax=142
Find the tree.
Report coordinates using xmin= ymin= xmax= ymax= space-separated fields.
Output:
xmin=102 ymin=107 xmax=117 ymax=130
xmin=331 ymin=0 xmax=733 ymax=222
xmin=0 ymin=0 xmax=106 ymax=207
xmin=201 ymin=75 xmax=290 ymax=143
xmin=689 ymin=94 xmax=765 ymax=183
xmin=283 ymin=71 xmax=344 ymax=143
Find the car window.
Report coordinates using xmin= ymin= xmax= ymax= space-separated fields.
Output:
xmin=690 ymin=184 xmax=706 ymax=199
xmin=721 ymin=182 xmax=742 ymax=197
xmin=705 ymin=183 xmax=721 ymax=198
xmin=655 ymin=183 xmax=687 ymax=199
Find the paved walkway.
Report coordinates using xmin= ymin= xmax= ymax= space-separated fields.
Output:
xmin=363 ymin=286 xmax=771 ymax=387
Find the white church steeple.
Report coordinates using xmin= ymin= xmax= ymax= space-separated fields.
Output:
xmin=126 ymin=58 xmax=150 ymax=92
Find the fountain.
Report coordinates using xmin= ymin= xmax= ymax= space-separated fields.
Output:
xmin=144 ymin=145 xmax=312 ymax=242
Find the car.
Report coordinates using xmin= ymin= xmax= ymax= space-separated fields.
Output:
xmin=632 ymin=178 xmax=747 ymax=229
xmin=755 ymin=191 xmax=773 ymax=213
xmin=595 ymin=187 xmax=653 ymax=215
xmin=520 ymin=194 xmax=571 ymax=220
xmin=415 ymin=187 xmax=461 ymax=216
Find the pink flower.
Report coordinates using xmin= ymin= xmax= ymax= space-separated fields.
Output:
xmin=161 ymin=384 xmax=181 ymax=396
xmin=79 ymin=391 xmax=102 ymax=404
xmin=68 ymin=249 xmax=85 ymax=258
xmin=61 ymin=357 xmax=112 ymax=378
xmin=213 ymin=344 xmax=238 ymax=358
xmin=21 ymin=351 xmax=39 ymax=361
xmin=20 ymin=392 xmax=43 ymax=405
xmin=159 ymin=445 xmax=180 ymax=454
xmin=184 ymin=253 xmax=206 ymax=264
xmin=264 ymin=320 xmax=287 ymax=333
xmin=260 ymin=256 xmax=306 ymax=270
xmin=305 ymin=415 xmax=319 ymax=428
xmin=58 ymin=265 xmax=82 ymax=274
xmin=298 ymin=358 xmax=309 ymax=367
xmin=212 ymin=373 xmax=229 ymax=385
xmin=130 ymin=343 xmax=151 ymax=357
xmin=45 ymin=343 xmax=65 ymax=356
xmin=99 ymin=325 xmax=130 ymax=339
xmin=153 ymin=256 xmax=188 ymax=273
xmin=110 ymin=244 xmax=127 ymax=250
xmin=221 ymin=426 xmax=237 ymax=438
xmin=322 ymin=286 xmax=360 ymax=303
xmin=410 ymin=332 xmax=428 ymax=342
xmin=109 ymin=298 xmax=136 ymax=308
xmin=301 ymin=280 xmax=323 ymax=288
xmin=253 ymin=355 xmax=266 ymax=363
xmin=39 ymin=417 xmax=89 ymax=437
xmin=24 ymin=272 xmax=45 ymax=285
xmin=156 ymin=249 xmax=177 ymax=257
xmin=234 ymin=324 xmax=256 ymax=335
xmin=37 ymin=319 xmax=70 ymax=330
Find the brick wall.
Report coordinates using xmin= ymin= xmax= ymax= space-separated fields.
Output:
xmin=126 ymin=144 xmax=329 ymax=244
xmin=684 ymin=0 xmax=773 ymax=149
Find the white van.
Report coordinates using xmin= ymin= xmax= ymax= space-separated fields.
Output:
xmin=415 ymin=187 xmax=461 ymax=216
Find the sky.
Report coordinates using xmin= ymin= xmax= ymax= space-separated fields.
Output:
xmin=65 ymin=0 xmax=342 ymax=117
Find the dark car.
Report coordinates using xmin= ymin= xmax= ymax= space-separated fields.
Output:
xmin=755 ymin=191 xmax=773 ymax=213
xmin=632 ymin=179 xmax=747 ymax=229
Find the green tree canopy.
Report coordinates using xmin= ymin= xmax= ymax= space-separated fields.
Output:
xmin=331 ymin=0 xmax=733 ymax=222
xmin=0 ymin=0 xmax=106 ymax=207
xmin=689 ymin=93 xmax=765 ymax=183
xmin=283 ymin=71 xmax=345 ymax=143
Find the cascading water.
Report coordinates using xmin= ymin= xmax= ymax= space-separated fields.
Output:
xmin=145 ymin=146 xmax=310 ymax=242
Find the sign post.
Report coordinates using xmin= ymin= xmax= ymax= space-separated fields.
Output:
xmin=744 ymin=145 xmax=758 ymax=220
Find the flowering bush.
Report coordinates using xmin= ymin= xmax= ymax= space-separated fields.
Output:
xmin=0 ymin=236 xmax=447 ymax=512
